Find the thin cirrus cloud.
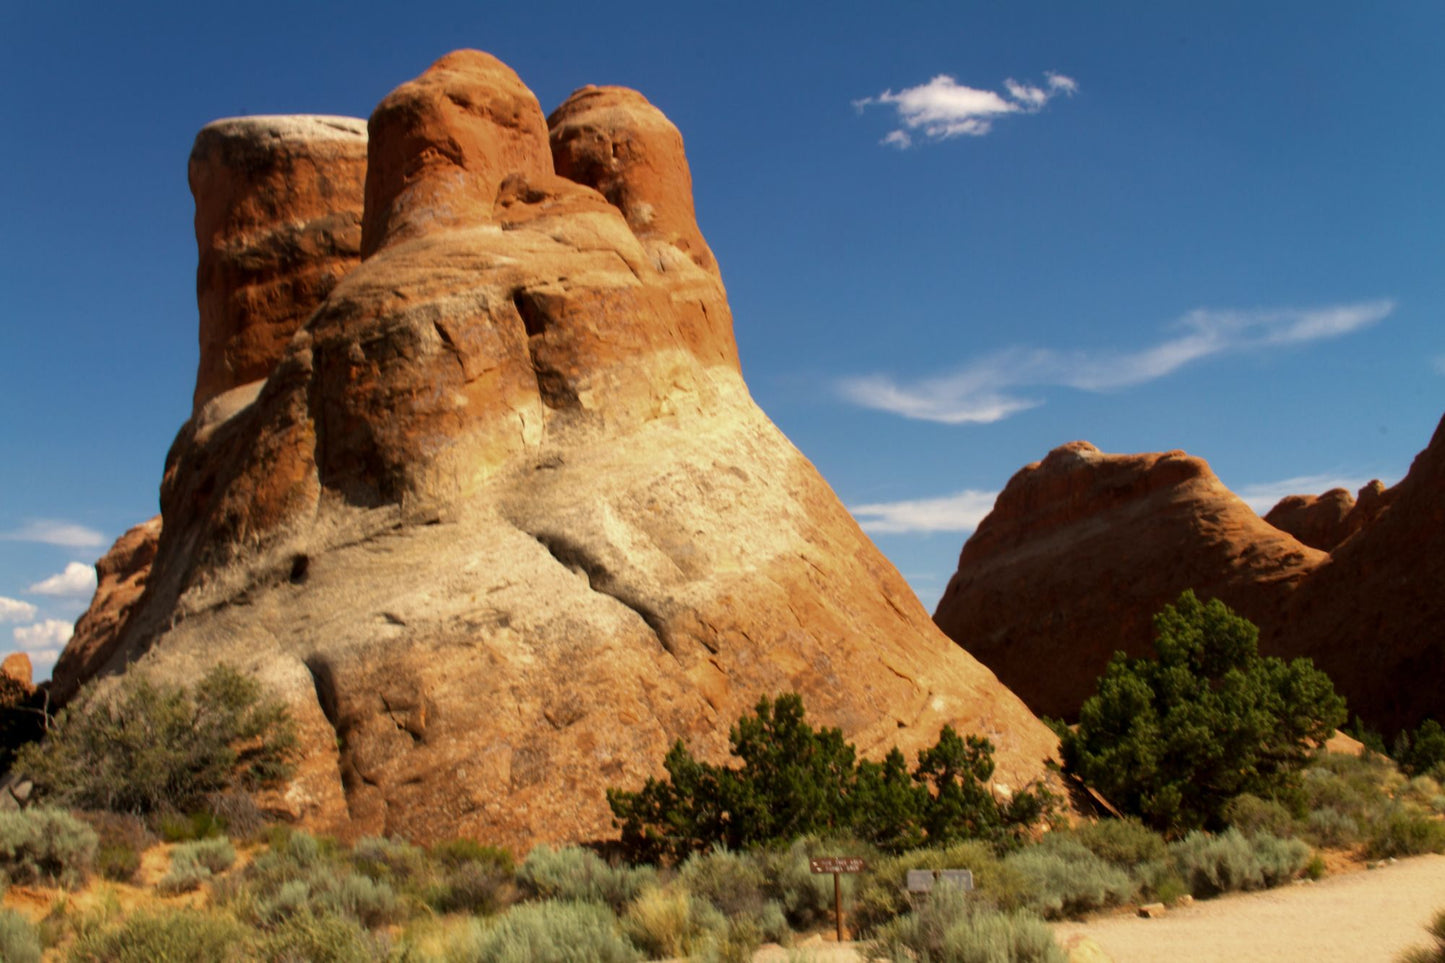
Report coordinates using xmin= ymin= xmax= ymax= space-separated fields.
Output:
xmin=28 ymin=562 xmax=98 ymax=597
xmin=839 ymin=300 xmax=1395 ymax=425
xmin=0 ymin=519 xmax=106 ymax=548
xmin=0 ymin=597 xmax=39 ymax=623
xmin=850 ymin=489 xmax=999 ymax=535
xmin=855 ymin=71 xmax=1077 ymax=147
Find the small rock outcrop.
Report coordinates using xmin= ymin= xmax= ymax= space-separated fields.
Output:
xmin=190 ymin=115 xmax=367 ymax=412
xmin=1 ymin=654 xmax=33 ymax=693
xmin=51 ymin=516 xmax=162 ymax=703
xmin=1264 ymin=488 xmax=1357 ymax=551
xmin=932 ymin=442 xmax=1324 ymax=720
xmin=56 ymin=51 xmax=1059 ymax=849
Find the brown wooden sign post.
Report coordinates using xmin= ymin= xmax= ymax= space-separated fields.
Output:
xmin=809 ymin=856 xmax=867 ymax=942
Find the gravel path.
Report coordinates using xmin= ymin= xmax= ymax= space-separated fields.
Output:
xmin=1053 ymin=854 xmax=1445 ymax=963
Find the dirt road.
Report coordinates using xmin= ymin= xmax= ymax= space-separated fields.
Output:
xmin=1053 ymin=854 xmax=1445 ymax=963
xmin=750 ymin=854 xmax=1445 ymax=962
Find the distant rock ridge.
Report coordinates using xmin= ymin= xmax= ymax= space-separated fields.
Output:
xmin=933 ymin=415 xmax=1445 ymax=733
xmin=55 ymin=50 xmax=1059 ymax=849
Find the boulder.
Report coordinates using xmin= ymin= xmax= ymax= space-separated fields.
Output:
xmin=932 ymin=442 xmax=1323 ymax=720
xmin=190 ymin=115 xmax=367 ymax=411
xmin=55 ymin=51 xmax=1058 ymax=849
xmin=0 ymin=653 xmax=31 ymax=691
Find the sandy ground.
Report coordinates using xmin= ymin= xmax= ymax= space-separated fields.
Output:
xmin=1053 ymin=853 xmax=1445 ymax=963
xmin=746 ymin=854 xmax=1445 ymax=962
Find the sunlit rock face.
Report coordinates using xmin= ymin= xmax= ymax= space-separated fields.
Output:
xmin=934 ymin=417 xmax=1445 ymax=734
xmin=55 ymin=50 xmax=1059 ymax=850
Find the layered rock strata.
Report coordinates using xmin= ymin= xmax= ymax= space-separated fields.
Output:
xmin=57 ymin=51 xmax=1058 ymax=848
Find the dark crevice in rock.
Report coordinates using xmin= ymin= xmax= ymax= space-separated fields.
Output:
xmin=529 ymin=530 xmax=676 ymax=655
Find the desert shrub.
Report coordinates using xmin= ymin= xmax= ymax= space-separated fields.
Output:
xmin=324 ymin=874 xmax=403 ymax=928
xmin=204 ymin=791 xmax=267 ymax=841
xmin=0 ymin=807 xmax=97 ymax=887
xmin=432 ymin=838 xmax=515 ymax=872
xmin=869 ymin=884 xmax=1065 ymax=963
xmin=446 ymin=900 xmax=640 ymax=963
xmin=1062 ymin=817 xmax=1168 ymax=870
xmin=17 ymin=664 xmax=296 ymax=815
xmin=352 ymin=835 xmax=429 ymax=891
xmin=67 ymin=908 xmax=251 ymax=963
xmin=1061 ymin=592 xmax=1346 ymax=836
xmin=608 ymin=695 xmax=1052 ymax=863
xmin=75 ymin=811 xmax=152 ymax=883
xmin=755 ymin=835 xmax=873 ymax=930
xmin=0 ymin=907 xmax=42 ymax=963
xmin=1400 ymin=907 xmax=1445 ymax=963
xmin=1168 ymin=828 xmax=1307 ymax=897
xmin=1365 ymin=805 xmax=1445 ymax=858
xmin=253 ymin=908 xmax=389 ymax=963
xmin=428 ymin=857 xmax=514 ymax=916
xmin=623 ymin=884 xmax=727 ymax=959
xmin=1223 ymin=793 xmax=1295 ymax=838
xmin=160 ymin=837 xmax=237 ymax=892
xmin=518 ymin=845 xmax=654 ymax=913
xmin=1394 ymin=720 xmax=1445 ymax=780
xmin=1004 ymin=838 xmax=1135 ymax=919
xmin=1302 ymin=807 xmax=1361 ymax=848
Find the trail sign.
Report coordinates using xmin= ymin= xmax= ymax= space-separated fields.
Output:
xmin=809 ymin=856 xmax=867 ymax=940
xmin=809 ymin=856 xmax=867 ymax=874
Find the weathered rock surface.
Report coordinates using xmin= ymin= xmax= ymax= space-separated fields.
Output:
xmin=190 ymin=115 xmax=367 ymax=412
xmin=1 ymin=654 xmax=32 ymax=692
xmin=56 ymin=51 xmax=1058 ymax=849
xmin=51 ymin=516 xmax=162 ymax=703
xmin=1263 ymin=479 xmax=1398 ymax=552
xmin=932 ymin=442 xmax=1324 ymax=721
xmin=1271 ymin=414 xmax=1445 ymax=733
xmin=935 ymin=419 xmax=1444 ymax=733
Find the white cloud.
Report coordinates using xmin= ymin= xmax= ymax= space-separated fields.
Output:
xmin=840 ymin=300 xmax=1394 ymax=424
xmin=851 ymin=489 xmax=999 ymax=534
xmin=856 ymin=71 xmax=1077 ymax=146
xmin=1233 ymin=473 xmax=1393 ymax=516
xmin=28 ymin=562 xmax=98 ymax=597
xmin=13 ymin=619 xmax=73 ymax=651
xmin=1 ymin=520 xmax=106 ymax=548
xmin=0 ymin=597 xmax=38 ymax=622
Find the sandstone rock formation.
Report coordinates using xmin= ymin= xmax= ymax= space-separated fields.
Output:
xmin=51 ymin=516 xmax=161 ymax=703
xmin=934 ymin=419 xmax=1445 ymax=733
xmin=190 ymin=115 xmax=367 ymax=412
xmin=1264 ymin=479 xmax=1397 ymax=551
xmin=1271 ymin=414 xmax=1445 ymax=734
xmin=55 ymin=51 xmax=1058 ymax=849
xmin=0 ymin=654 xmax=32 ymax=692
xmin=932 ymin=442 xmax=1325 ymax=721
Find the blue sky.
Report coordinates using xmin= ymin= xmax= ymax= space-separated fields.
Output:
xmin=3 ymin=2 xmax=1442 ymax=676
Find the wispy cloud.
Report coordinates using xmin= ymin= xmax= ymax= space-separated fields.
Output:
xmin=855 ymin=71 xmax=1077 ymax=147
xmin=1233 ymin=473 xmax=1394 ymax=516
xmin=851 ymin=489 xmax=999 ymax=534
xmin=13 ymin=619 xmax=73 ymax=651
xmin=839 ymin=300 xmax=1394 ymax=425
xmin=28 ymin=562 xmax=98 ymax=597
xmin=1 ymin=520 xmax=106 ymax=549
xmin=0 ymin=597 xmax=38 ymax=623
xmin=1433 ymin=355 xmax=1445 ymax=375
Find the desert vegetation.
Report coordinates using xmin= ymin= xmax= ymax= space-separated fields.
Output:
xmin=1 ymin=599 xmax=1442 ymax=961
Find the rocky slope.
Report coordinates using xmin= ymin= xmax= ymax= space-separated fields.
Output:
xmin=934 ymin=419 xmax=1444 ymax=732
xmin=56 ymin=51 xmax=1058 ymax=849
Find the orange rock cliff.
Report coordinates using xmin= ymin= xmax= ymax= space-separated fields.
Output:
xmin=56 ymin=51 xmax=1059 ymax=849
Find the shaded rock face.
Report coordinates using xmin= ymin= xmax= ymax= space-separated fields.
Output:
xmin=935 ymin=420 xmax=1445 ymax=733
xmin=58 ymin=51 xmax=1057 ymax=849
xmin=932 ymin=442 xmax=1324 ymax=721
xmin=1272 ymin=415 xmax=1445 ymax=734
xmin=190 ymin=115 xmax=367 ymax=412
xmin=1264 ymin=480 xmax=1396 ymax=551
xmin=51 ymin=517 xmax=162 ymax=703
